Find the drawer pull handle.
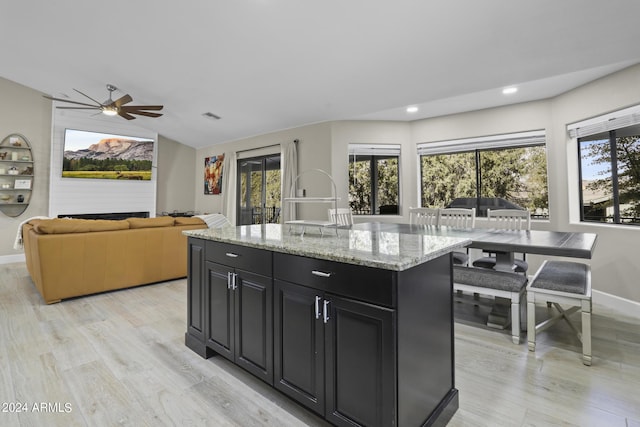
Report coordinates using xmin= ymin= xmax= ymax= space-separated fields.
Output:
xmin=225 ymin=252 xmax=239 ymax=258
xmin=311 ymin=270 xmax=332 ymax=278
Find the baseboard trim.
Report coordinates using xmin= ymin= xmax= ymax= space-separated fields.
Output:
xmin=593 ymin=290 xmax=640 ymax=320
xmin=0 ymin=253 xmax=26 ymax=264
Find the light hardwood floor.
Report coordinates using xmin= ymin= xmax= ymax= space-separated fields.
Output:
xmin=1 ymin=262 xmax=639 ymax=427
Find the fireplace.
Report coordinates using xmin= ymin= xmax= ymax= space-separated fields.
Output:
xmin=58 ymin=211 xmax=149 ymax=221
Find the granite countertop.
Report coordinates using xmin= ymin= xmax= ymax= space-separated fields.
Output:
xmin=184 ymin=224 xmax=470 ymax=271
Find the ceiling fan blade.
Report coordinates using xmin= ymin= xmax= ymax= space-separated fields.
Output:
xmin=43 ymin=95 xmax=99 ymax=108
xmin=56 ymin=106 xmax=101 ymax=110
xmin=112 ymin=94 xmax=133 ymax=107
xmin=118 ymin=111 xmax=137 ymax=120
xmin=73 ymin=88 xmax=105 ymax=106
xmin=127 ymin=111 xmax=163 ymax=118
xmin=120 ymin=105 xmax=164 ymax=111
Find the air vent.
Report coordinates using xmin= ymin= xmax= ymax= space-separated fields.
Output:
xmin=202 ymin=112 xmax=221 ymax=120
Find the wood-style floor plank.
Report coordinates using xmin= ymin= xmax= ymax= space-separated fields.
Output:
xmin=1 ymin=262 xmax=639 ymax=427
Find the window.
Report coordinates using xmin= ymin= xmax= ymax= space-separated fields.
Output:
xmin=570 ymin=104 xmax=640 ymax=226
xmin=578 ymin=127 xmax=640 ymax=225
xmin=237 ymin=154 xmax=281 ymax=225
xmin=418 ymin=131 xmax=548 ymax=218
xmin=348 ymin=144 xmax=400 ymax=215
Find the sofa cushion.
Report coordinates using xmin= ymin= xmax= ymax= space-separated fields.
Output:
xmin=127 ymin=216 xmax=175 ymax=229
xmin=33 ymin=218 xmax=130 ymax=234
xmin=174 ymin=217 xmax=206 ymax=226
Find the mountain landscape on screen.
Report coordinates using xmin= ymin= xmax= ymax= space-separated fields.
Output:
xmin=62 ymin=129 xmax=154 ymax=180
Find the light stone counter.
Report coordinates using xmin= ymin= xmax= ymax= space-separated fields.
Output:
xmin=184 ymin=223 xmax=470 ymax=271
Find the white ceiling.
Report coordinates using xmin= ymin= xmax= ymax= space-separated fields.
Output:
xmin=1 ymin=0 xmax=640 ymax=149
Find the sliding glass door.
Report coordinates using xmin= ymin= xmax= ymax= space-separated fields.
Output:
xmin=237 ymin=154 xmax=281 ymax=225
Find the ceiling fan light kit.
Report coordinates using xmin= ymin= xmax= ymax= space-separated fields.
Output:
xmin=43 ymin=84 xmax=164 ymax=120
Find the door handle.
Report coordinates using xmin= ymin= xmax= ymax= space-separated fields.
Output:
xmin=323 ymin=299 xmax=330 ymax=323
xmin=315 ymin=295 xmax=322 ymax=319
xmin=227 ymin=272 xmax=237 ymax=290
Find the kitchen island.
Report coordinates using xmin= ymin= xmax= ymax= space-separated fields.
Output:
xmin=183 ymin=224 xmax=470 ymax=427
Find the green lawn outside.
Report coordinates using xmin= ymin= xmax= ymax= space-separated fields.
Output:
xmin=61 ymin=171 xmax=152 ymax=180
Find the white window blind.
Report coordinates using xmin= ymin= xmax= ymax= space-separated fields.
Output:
xmin=567 ymin=104 xmax=640 ymax=139
xmin=348 ymin=143 xmax=401 ymax=156
xmin=417 ymin=130 xmax=546 ymax=156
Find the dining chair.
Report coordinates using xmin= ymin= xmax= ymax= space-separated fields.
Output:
xmin=327 ymin=208 xmax=354 ymax=227
xmin=409 ymin=207 xmax=440 ymax=226
xmin=439 ymin=207 xmax=476 ymax=265
xmin=438 ymin=208 xmax=476 ymax=228
xmin=473 ymin=208 xmax=531 ymax=273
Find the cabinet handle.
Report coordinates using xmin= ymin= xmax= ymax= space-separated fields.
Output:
xmin=315 ymin=296 xmax=322 ymax=319
xmin=225 ymin=252 xmax=239 ymax=258
xmin=311 ymin=270 xmax=332 ymax=278
xmin=227 ymin=272 xmax=237 ymax=290
xmin=323 ymin=299 xmax=330 ymax=323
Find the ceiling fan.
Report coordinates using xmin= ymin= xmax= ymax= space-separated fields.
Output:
xmin=43 ymin=84 xmax=163 ymax=120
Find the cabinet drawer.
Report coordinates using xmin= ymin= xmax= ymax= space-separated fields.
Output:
xmin=274 ymin=252 xmax=396 ymax=307
xmin=206 ymin=241 xmax=272 ymax=276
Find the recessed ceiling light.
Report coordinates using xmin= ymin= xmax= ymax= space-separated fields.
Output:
xmin=406 ymin=106 xmax=419 ymax=113
xmin=502 ymin=87 xmax=518 ymax=95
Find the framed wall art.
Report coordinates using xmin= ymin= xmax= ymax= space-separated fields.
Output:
xmin=204 ymin=154 xmax=224 ymax=195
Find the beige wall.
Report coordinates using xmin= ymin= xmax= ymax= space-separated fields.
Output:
xmin=194 ymin=122 xmax=332 ymax=220
xmin=189 ymin=64 xmax=640 ymax=303
xmin=330 ymin=121 xmax=412 ymax=223
xmin=406 ymin=65 xmax=640 ymax=303
xmin=156 ymin=135 xmax=196 ymax=214
xmin=0 ymin=77 xmax=196 ymax=261
xmin=4 ymin=63 xmax=640 ymax=303
xmin=0 ymin=78 xmax=51 ymax=260
xmin=547 ymin=64 xmax=640 ymax=304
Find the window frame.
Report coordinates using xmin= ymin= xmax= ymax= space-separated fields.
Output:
xmin=348 ymin=144 xmax=401 ymax=216
xmin=570 ymin=104 xmax=640 ymax=227
xmin=417 ymin=131 xmax=548 ymax=218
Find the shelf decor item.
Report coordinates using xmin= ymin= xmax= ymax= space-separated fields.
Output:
xmin=14 ymin=179 xmax=31 ymax=189
xmin=0 ymin=133 xmax=33 ymax=217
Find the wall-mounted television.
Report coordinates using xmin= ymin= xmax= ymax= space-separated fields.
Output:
xmin=62 ymin=128 xmax=154 ymax=180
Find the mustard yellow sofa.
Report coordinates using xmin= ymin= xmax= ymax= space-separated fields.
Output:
xmin=22 ymin=216 xmax=207 ymax=304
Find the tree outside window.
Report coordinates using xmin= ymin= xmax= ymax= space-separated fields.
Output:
xmin=420 ymin=145 xmax=548 ymax=217
xmin=349 ymin=155 xmax=399 ymax=215
xmin=579 ymin=126 xmax=640 ymax=225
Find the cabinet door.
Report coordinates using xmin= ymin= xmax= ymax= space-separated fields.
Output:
xmin=234 ymin=269 xmax=273 ymax=384
xmin=205 ymin=261 xmax=235 ymax=361
xmin=274 ymin=280 xmax=324 ymax=415
xmin=186 ymin=238 xmax=205 ymax=342
xmin=325 ymin=295 xmax=396 ymax=427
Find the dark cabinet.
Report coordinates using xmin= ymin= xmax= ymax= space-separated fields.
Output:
xmin=274 ymin=255 xmax=396 ymax=427
xmin=274 ymin=280 xmax=325 ymax=414
xmin=324 ymin=295 xmax=395 ymax=427
xmin=185 ymin=238 xmax=211 ymax=358
xmin=186 ymin=237 xmax=458 ymax=427
xmin=204 ymin=244 xmax=273 ymax=385
xmin=185 ymin=238 xmax=273 ymax=384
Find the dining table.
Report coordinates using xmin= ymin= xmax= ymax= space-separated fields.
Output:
xmin=351 ymin=222 xmax=598 ymax=267
xmin=351 ymin=222 xmax=598 ymax=329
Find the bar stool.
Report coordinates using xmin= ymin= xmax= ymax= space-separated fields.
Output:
xmin=526 ymin=260 xmax=592 ymax=366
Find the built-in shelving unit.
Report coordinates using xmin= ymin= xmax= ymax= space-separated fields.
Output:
xmin=0 ymin=133 xmax=33 ymax=217
xmin=284 ymin=169 xmax=340 ymax=235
